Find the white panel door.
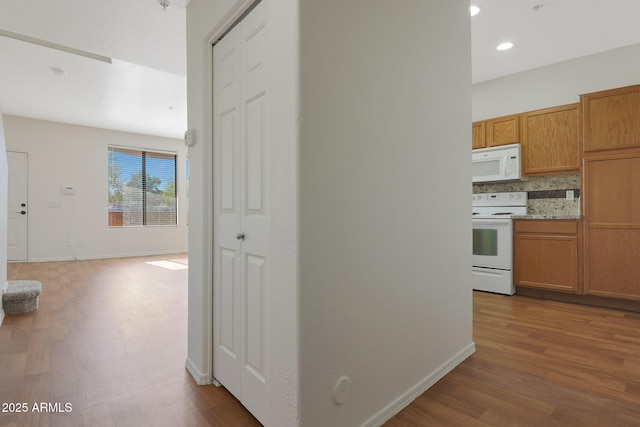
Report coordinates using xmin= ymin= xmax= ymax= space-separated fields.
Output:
xmin=213 ymin=2 xmax=269 ymax=424
xmin=238 ymin=4 xmax=268 ymax=419
xmin=7 ymin=151 xmax=28 ymax=261
xmin=213 ymin=19 xmax=242 ymax=399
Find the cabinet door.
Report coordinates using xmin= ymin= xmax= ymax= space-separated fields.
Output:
xmin=584 ymin=153 xmax=640 ymax=300
xmin=472 ymin=121 xmax=486 ymax=149
xmin=582 ymin=84 xmax=640 ymax=152
xmin=515 ymin=234 xmax=578 ymax=292
xmin=523 ymin=104 xmax=580 ymax=174
xmin=514 ymin=220 xmax=579 ymax=293
xmin=487 ymin=114 xmax=520 ymax=147
xmin=586 ymin=229 xmax=640 ymax=299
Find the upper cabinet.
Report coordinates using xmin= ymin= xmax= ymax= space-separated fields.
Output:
xmin=472 ymin=121 xmax=486 ymax=149
xmin=582 ymin=84 xmax=640 ymax=152
xmin=472 ymin=114 xmax=521 ymax=149
xmin=522 ymin=103 xmax=580 ymax=175
xmin=486 ymin=114 xmax=521 ymax=147
xmin=472 ymin=105 xmax=579 ymax=175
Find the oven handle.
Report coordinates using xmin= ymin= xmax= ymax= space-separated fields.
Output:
xmin=472 ymin=219 xmax=511 ymax=226
xmin=473 ymin=266 xmax=508 ymax=275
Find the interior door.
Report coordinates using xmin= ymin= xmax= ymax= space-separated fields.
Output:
xmin=213 ymin=2 xmax=268 ymax=423
xmin=7 ymin=151 xmax=28 ymax=261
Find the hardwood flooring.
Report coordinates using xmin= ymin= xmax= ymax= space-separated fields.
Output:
xmin=386 ymin=291 xmax=640 ymax=427
xmin=2 ymin=256 xmax=640 ymax=426
xmin=0 ymin=255 xmax=260 ymax=427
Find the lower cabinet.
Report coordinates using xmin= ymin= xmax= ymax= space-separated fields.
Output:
xmin=514 ymin=220 xmax=580 ymax=293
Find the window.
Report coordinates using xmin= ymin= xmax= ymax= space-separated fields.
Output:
xmin=108 ymin=146 xmax=177 ymax=227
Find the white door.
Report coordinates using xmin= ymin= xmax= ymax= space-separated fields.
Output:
xmin=213 ymin=2 xmax=269 ymax=424
xmin=7 ymin=151 xmax=28 ymax=261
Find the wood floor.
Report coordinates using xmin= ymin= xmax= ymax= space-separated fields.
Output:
xmin=0 ymin=255 xmax=260 ymax=427
xmin=386 ymin=291 xmax=640 ymax=427
xmin=2 ymin=256 xmax=640 ymax=426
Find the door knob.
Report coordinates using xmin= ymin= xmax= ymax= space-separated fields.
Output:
xmin=17 ymin=211 xmax=26 ymax=215
xmin=236 ymin=232 xmax=245 ymax=241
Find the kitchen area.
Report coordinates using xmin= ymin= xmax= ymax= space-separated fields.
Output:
xmin=471 ymin=81 xmax=640 ymax=312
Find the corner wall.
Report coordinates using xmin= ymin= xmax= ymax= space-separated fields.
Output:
xmin=299 ymin=1 xmax=474 ymax=426
xmin=2 ymin=115 xmax=188 ymax=261
xmin=187 ymin=1 xmax=473 ymax=426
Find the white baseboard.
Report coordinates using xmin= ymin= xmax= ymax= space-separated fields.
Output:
xmin=361 ymin=342 xmax=477 ymax=427
xmin=27 ymin=250 xmax=188 ymax=263
xmin=185 ymin=357 xmax=211 ymax=385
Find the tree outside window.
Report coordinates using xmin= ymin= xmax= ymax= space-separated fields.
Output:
xmin=108 ymin=146 xmax=178 ymax=227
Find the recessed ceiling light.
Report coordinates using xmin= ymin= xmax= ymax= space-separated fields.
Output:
xmin=496 ymin=42 xmax=514 ymax=51
xmin=470 ymin=5 xmax=481 ymax=17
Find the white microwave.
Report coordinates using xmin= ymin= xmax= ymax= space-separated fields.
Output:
xmin=472 ymin=143 xmax=521 ymax=183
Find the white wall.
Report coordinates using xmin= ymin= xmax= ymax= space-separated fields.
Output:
xmin=2 ymin=115 xmax=188 ymax=261
xmin=299 ymin=1 xmax=473 ymax=426
xmin=186 ymin=1 xmax=299 ymax=426
xmin=0 ymin=106 xmax=8 ymax=325
xmin=187 ymin=1 xmax=473 ymax=426
xmin=473 ymin=43 xmax=640 ymax=120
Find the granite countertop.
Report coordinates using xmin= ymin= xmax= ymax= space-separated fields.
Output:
xmin=512 ymin=214 xmax=581 ymax=220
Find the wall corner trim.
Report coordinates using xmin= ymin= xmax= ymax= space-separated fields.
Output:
xmin=361 ymin=342 xmax=477 ymax=427
xmin=185 ymin=357 xmax=212 ymax=385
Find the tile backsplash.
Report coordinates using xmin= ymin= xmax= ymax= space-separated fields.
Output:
xmin=473 ymin=174 xmax=580 ymax=216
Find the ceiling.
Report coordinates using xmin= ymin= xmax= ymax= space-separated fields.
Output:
xmin=1 ymin=0 xmax=640 ymax=139
xmin=0 ymin=0 xmax=189 ymax=139
xmin=472 ymin=0 xmax=640 ymax=83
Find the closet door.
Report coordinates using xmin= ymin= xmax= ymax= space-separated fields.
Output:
xmin=213 ymin=1 xmax=269 ymax=423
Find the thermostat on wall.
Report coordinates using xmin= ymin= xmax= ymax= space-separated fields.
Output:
xmin=184 ymin=129 xmax=196 ymax=146
xmin=62 ymin=186 xmax=76 ymax=195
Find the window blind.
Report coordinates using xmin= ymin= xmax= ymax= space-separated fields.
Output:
xmin=108 ymin=146 xmax=177 ymax=227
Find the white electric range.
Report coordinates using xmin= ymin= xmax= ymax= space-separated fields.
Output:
xmin=472 ymin=192 xmax=528 ymax=295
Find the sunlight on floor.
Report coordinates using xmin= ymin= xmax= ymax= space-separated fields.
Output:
xmin=145 ymin=260 xmax=188 ymax=270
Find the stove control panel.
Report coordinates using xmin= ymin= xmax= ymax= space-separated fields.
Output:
xmin=472 ymin=192 xmax=527 ymax=207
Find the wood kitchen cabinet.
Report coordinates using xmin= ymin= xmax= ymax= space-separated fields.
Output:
xmin=514 ymin=220 xmax=580 ymax=293
xmin=582 ymin=84 xmax=640 ymax=301
xmin=582 ymin=84 xmax=640 ymax=152
xmin=472 ymin=121 xmax=486 ymax=149
xmin=522 ymin=103 xmax=580 ymax=174
xmin=471 ymin=114 xmax=521 ymax=149
xmin=583 ymin=152 xmax=640 ymax=300
xmin=486 ymin=114 xmax=521 ymax=147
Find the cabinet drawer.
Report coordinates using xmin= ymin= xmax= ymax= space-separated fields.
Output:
xmin=514 ymin=220 xmax=578 ymax=235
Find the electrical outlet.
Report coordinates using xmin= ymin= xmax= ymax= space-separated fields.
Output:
xmin=566 ymin=190 xmax=575 ymax=201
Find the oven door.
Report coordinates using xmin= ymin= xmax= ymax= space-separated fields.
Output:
xmin=472 ymin=218 xmax=512 ymax=270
